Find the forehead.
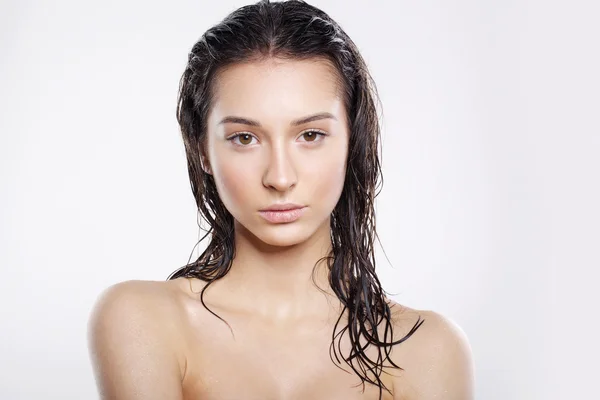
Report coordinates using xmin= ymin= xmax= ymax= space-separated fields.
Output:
xmin=208 ymin=58 xmax=345 ymax=127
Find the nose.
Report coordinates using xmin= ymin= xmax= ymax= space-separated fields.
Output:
xmin=262 ymin=141 xmax=298 ymax=192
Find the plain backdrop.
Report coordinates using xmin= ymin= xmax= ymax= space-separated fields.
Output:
xmin=1 ymin=0 xmax=598 ymax=399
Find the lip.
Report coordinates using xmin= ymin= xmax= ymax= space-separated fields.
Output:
xmin=258 ymin=205 xmax=307 ymax=223
xmin=259 ymin=203 xmax=305 ymax=211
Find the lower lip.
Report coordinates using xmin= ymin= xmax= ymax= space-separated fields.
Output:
xmin=259 ymin=207 xmax=306 ymax=223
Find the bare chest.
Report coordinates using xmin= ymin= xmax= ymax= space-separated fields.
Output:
xmin=180 ymin=313 xmax=396 ymax=400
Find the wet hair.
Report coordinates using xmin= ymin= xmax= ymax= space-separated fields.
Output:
xmin=167 ymin=0 xmax=424 ymax=397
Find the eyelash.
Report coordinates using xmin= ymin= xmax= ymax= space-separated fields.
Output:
xmin=227 ymin=129 xmax=327 ymax=147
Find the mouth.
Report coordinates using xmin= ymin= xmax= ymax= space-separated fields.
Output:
xmin=258 ymin=205 xmax=307 ymax=223
xmin=259 ymin=203 xmax=305 ymax=212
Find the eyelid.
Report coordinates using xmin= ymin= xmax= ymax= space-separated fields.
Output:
xmin=226 ymin=132 xmax=258 ymax=146
xmin=226 ymin=129 xmax=328 ymax=146
xmin=298 ymin=128 xmax=328 ymax=139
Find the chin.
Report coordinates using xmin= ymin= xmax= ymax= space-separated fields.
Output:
xmin=233 ymin=216 xmax=322 ymax=248
xmin=254 ymin=224 xmax=316 ymax=247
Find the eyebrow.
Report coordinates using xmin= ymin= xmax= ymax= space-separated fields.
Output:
xmin=218 ymin=112 xmax=337 ymax=127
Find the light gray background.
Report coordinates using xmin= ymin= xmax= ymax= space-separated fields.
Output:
xmin=1 ymin=0 xmax=598 ymax=399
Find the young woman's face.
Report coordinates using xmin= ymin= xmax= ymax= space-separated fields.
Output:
xmin=205 ymin=58 xmax=349 ymax=247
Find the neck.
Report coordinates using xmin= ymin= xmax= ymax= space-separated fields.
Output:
xmin=219 ymin=217 xmax=343 ymax=324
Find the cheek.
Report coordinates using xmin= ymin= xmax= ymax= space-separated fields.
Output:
xmin=211 ymin=158 xmax=254 ymax=212
xmin=306 ymin=149 xmax=347 ymax=207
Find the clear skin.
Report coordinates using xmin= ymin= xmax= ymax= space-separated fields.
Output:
xmin=87 ymin=57 xmax=475 ymax=400
xmin=201 ymin=57 xmax=348 ymax=324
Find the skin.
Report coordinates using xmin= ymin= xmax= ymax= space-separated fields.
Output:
xmin=200 ymin=57 xmax=349 ymax=324
xmin=88 ymin=58 xmax=475 ymax=399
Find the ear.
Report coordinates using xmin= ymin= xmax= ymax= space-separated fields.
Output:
xmin=199 ymin=150 xmax=212 ymax=176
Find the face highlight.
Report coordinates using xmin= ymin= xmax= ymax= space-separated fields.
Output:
xmin=204 ymin=58 xmax=349 ymax=246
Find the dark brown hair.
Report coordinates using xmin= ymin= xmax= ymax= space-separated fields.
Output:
xmin=167 ymin=1 xmax=424 ymax=397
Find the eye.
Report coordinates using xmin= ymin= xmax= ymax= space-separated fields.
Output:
xmin=227 ymin=133 xmax=257 ymax=147
xmin=227 ymin=129 xmax=327 ymax=147
xmin=299 ymin=129 xmax=327 ymax=143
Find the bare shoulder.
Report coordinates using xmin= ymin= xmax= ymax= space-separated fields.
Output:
xmin=87 ymin=279 xmax=188 ymax=399
xmin=88 ymin=279 xmax=187 ymax=333
xmin=88 ymin=279 xmax=189 ymax=350
xmin=386 ymin=300 xmax=475 ymax=400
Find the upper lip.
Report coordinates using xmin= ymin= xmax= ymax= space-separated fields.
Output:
xmin=260 ymin=203 xmax=305 ymax=211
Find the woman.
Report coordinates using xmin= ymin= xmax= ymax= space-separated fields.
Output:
xmin=88 ymin=1 xmax=474 ymax=399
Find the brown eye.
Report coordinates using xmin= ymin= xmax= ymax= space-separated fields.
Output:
xmin=301 ymin=130 xmax=326 ymax=142
xmin=228 ymin=133 xmax=256 ymax=146
xmin=238 ymin=134 xmax=253 ymax=145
